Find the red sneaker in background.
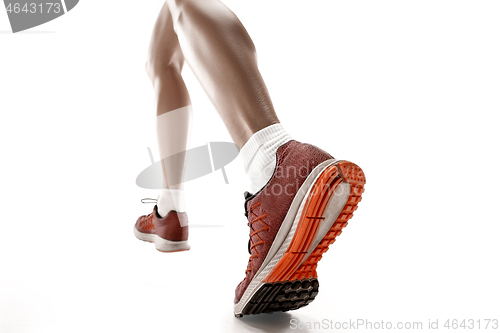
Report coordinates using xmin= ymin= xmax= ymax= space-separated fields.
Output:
xmin=134 ymin=205 xmax=190 ymax=253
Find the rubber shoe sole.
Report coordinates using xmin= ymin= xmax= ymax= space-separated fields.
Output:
xmin=133 ymin=227 xmax=190 ymax=253
xmin=234 ymin=160 xmax=365 ymax=316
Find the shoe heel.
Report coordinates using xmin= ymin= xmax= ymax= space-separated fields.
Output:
xmin=239 ymin=278 xmax=320 ymax=316
xmin=264 ymin=161 xmax=365 ymax=282
xmin=263 ymin=163 xmax=344 ymax=282
xmin=154 ymin=236 xmax=190 ymax=253
xmin=292 ymin=161 xmax=365 ymax=279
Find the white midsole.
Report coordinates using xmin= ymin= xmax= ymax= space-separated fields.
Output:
xmin=234 ymin=159 xmax=350 ymax=315
xmin=133 ymin=227 xmax=190 ymax=252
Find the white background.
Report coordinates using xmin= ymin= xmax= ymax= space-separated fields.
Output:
xmin=1 ymin=1 xmax=499 ymax=332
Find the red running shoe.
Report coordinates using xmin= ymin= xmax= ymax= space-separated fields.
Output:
xmin=134 ymin=204 xmax=190 ymax=252
xmin=234 ymin=140 xmax=366 ymax=316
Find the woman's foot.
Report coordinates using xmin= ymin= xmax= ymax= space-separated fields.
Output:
xmin=134 ymin=206 xmax=190 ymax=253
xmin=234 ymin=140 xmax=366 ymax=316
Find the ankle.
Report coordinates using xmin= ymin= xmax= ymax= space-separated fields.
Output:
xmin=240 ymin=124 xmax=293 ymax=193
xmin=157 ymin=189 xmax=186 ymax=217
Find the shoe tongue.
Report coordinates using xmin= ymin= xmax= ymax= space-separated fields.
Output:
xmin=247 ymin=239 xmax=251 ymax=255
xmin=243 ymin=191 xmax=253 ymax=200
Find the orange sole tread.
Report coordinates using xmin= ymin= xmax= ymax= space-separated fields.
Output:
xmin=264 ymin=161 xmax=366 ymax=282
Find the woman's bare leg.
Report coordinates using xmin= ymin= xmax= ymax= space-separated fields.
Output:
xmin=147 ymin=2 xmax=190 ymax=116
xmin=147 ymin=2 xmax=192 ymax=214
xmin=147 ymin=0 xmax=286 ymax=196
xmin=164 ymin=0 xmax=280 ymax=148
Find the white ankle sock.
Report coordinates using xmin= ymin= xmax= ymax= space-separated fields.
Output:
xmin=240 ymin=123 xmax=293 ymax=193
xmin=157 ymin=189 xmax=186 ymax=217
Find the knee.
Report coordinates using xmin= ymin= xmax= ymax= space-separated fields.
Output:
xmin=145 ymin=59 xmax=182 ymax=83
xmin=165 ymin=0 xmax=192 ymax=11
xmin=145 ymin=52 xmax=183 ymax=82
xmin=165 ymin=0 xmax=256 ymax=54
xmin=164 ymin=0 xmax=189 ymax=22
xmin=165 ymin=0 xmax=225 ymax=27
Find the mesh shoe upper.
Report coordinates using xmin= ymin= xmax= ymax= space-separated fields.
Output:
xmin=235 ymin=140 xmax=333 ymax=304
xmin=135 ymin=206 xmax=189 ymax=242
